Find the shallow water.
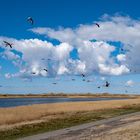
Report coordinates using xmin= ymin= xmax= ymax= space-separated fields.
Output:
xmin=0 ymin=97 xmax=127 ymax=108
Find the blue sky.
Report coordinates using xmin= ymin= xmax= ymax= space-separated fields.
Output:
xmin=0 ymin=0 xmax=140 ymax=94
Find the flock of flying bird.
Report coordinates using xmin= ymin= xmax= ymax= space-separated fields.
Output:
xmin=2 ymin=16 xmax=125 ymax=89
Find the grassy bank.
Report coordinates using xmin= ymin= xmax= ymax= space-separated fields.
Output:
xmin=1 ymin=104 xmax=140 ymax=140
xmin=1 ymin=98 xmax=140 ymax=125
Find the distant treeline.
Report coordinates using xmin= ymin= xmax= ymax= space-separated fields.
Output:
xmin=0 ymin=93 xmax=138 ymax=98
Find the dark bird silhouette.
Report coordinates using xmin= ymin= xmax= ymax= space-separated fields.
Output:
xmin=27 ymin=17 xmax=34 ymax=25
xmin=95 ymin=23 xmax=100 ymax=28
xmin=41 ymin=58 xmax=51 ymax=61
xmin=121 ymin=48 xmax=124 ymax=51
xmin=52 ymin=82 xmax=57 ymax=85
xmin=130 ymin=69 xmax=136 ymax=73
xmin=3 ymin=41 xmax=13 ymax=48
xmin=105 ymin=81 xmax=110 ymax=87
xmin=81 ymin=74 xmax=85 ymax=77
xmin=43 ymin=69 xmax=48 ymax=72
xmin=31 ymin=72 xmax=36 ymax=75
xmin=72 ymin=79 xmax=75 ymax=81
xmin=98 ymin=86 xmax=101 ymax=89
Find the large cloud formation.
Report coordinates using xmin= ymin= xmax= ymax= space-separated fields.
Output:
xmin=0 ymin=14 xmax=140 ymax=79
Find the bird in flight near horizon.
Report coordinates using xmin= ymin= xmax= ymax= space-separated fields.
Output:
xmin=3 ymin=41 xmax=13 ymax=48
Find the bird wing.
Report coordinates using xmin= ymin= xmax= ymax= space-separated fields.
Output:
xmin=96 ymin=23 xmax=100 ymax=27
xmin=27 ymin=17 xmax=34 ymax=25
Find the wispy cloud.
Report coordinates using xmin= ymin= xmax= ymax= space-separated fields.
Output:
xmin=125 ymin=80 xmax=134 ymax=87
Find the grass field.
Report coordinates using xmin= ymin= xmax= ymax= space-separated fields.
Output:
xmin=0 ymin=98 xmax=140 ymax=125
xmin=1 ymin=97 xmax=140 ymax=139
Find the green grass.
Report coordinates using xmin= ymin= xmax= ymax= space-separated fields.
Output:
xmin=1 ymin=105 xmax=140 ymax=140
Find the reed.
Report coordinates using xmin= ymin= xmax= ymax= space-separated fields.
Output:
xmin=0 ymin=98 xmax=140 ymax=125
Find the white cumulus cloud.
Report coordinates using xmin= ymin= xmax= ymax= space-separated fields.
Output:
xmin=1 ymin=14 xmax=140 ymax=79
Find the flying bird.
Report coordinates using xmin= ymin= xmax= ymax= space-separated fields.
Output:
xmin=72 ymin=79 xmax=75 ymax=81
xmin=43 ymin=69 xmax=48 ymax=72
xmin=97 ymin=86 xmax=101 ymax=89
xmin=52 ymin=82 xmax=57 ymax=85
xmin=31 ymin=72 xmax=36 ymax=75
xmin=105 ymin=81 xmax=110 ymax=87
xmin=130 ymin=69 xmax=136 ymax=73
xmin=120 ymin=48 xmax=124 ymax=51
xmin=41 ymin=58 xmax=51 ymax=61
xmin=95 ymin=23 xmax=100 ymax=28
xmin=27 ymin=17 xmax=34 ymax=25
xmin=3 ymin=41 xmax=13 ymax=48
xmin=81 ymin=74 xmax=85 ymax=77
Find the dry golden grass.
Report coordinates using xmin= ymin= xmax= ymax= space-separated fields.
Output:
xmin=0 ymin=98 xmax=140 ymax=126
